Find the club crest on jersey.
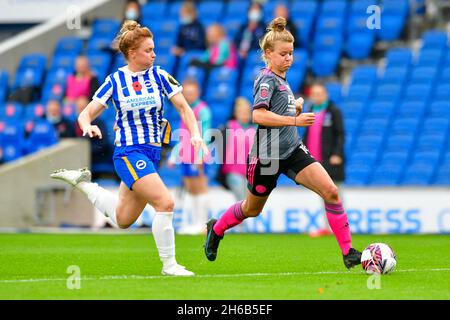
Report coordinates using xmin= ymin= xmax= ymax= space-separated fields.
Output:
xmin=168 ymin=75 xmax=179 ymax=86
xmin=136 ymin=160 xmax=147 ymax=170
xmin=132 ymin=81 xmax=142 ymax=92
xmin=260 ymin=83 xmax=270 ymax=99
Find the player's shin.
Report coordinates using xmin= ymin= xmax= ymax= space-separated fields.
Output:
xmin=77 ymin=181 xmax=118 ymax=226
xmin=213 ymin=200 xmax=247 ymax=237
xmin=152 ymin=212 xmax=177 ymax=268
xmin=325 ymin=202 xmax=352 ymax=255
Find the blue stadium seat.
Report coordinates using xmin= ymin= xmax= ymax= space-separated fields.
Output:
xmin=54 ymin=37 xmax=83 ymax=56
xmin=342 ymin=118 xmax=360 ymax=135
xmin=345 ymin=164 xmax=372 ymax=186
xmin=416 ymin=49 xmax=444 ymax=68
xmin=340 ymin=101 xmax=364 ymax=120
xmin=348 ymin=151 xmax=378 ymax=167
xmin=350 ymin=65 xmax=378 ymax=86
xmin=385 ymin=134 xmax=415 ymax=153
xmin=141 ymin=2 xmax=167 ymax=20
xmin=410 ymin=151 xmax=441 ymax=166
xmin=223 ymin=16 xmax=245 ymax=40
xmin=198 ymin=1 xmax=224 ymax=22
xmin=41 ymin=82 xmax=66 ymax=103
xmin=409 ymin=66 xmax=438 ymax=85
xmin=346 ymin=32 xmax=376 ymax=60
xmin=416 ymin=134 xmax=446 ymax=152
xmin=434 ymin=164 xmax=450 ymax=185
xmin=50 ymin=54 xmax=77 ymax=73
xmin=0 ymin=119 xmax=25 ymax=162
xmin=434 ymin=84 xmax=450 ymax=101
xmin=167 ymin=1 xmax=184 ymax=18
xmin=91 ymin=19 xmax=120 ymax=39
xmin=370 ymin=164 xmax=403 ymax=186
xmin=380 ymin=66 xmax=409 ymax=85
xmin=0 ymin=102 xmax=24 ymax=119
xmin=176 ymin=50 xmax=204 ymax=75
xmin=0 ymin=69 xmax=8 ymax=102
xmin=87 ymin=52 xmax=112 ymax=81
xmin=421 ymin=30 xmax=448 ymax=51
xmin=439 ymin=66 xmax=450 ymax=84
xmin=211 ymin=102 xmax=233 ymax=128
xmin=403 ymin=84 xmax=433 ymax=102
xmin=386 ymin=48 xmax=413 ymax=68
xmin=429 ymin=101 xmax=450 ymax=118
xmin=312 ymin=50 xmax=341 ymax=77
xmin=354 ymin=134 xmax=384 ymax=153
xmin=378 ymin=151 xmax=410 ymax=167
xmin=209 ymin=67 xmax=238 ymax=85
xmin=61 ymin=102 xmax=77 ymax=122
xmin=422 ymin=118 xmax=450 ymax=135
xmin=396 ymin=101 xmax=427 ymax=119
xmin=176 ymin=66 xmax=206 ymax=87
xmin=205 ymin=82 xmax=236 ymax=109
xmin=366 ymin=100 xmax=395 ymax=119
xmin=13 ymin=68 xmax=44 ymax=89
xmin=25 ymin=102 xmax=45 ymax=120
xmin=344 ymin=84 xmax=372 ymax=102
xmin=350 ymin=0 xmax=378 ymax=15
xmin=111 ymin=53 xmax=127 ymax=72
xmin=293 ymin=16 xmax=315 ymax=47
xmin=18 ymin=53 xmax=47 ymax=71
xmin=25 ymin=119 xmax=58 ymax=154
xmin=87 ymin=36 xmax=114 ymax=53
xmin=321 ymin=0 xmax=348 ymax=17
xmin=325 ymin=82 xmax=342 ymax=104
xmin=226 ymin=0 xmax=250 ymax=17
xmin=377 ymin=0 xmax=409 ymax=41
xmin=401 ymin=163 xmax=435 ymax=185
xmin=291 ymin=0 xmax=319 ymax=18
xmin=317 ymin=16 xmax=344 ymax=33
xmin=359 ymin=118 xmax=390 ymax=136
xmin=390 ymin=118 xmax=420 ymax=135
xmin=373 ymin=84 xmax=403 ymax=102
xmin=156 ymin=54 xmax=176 ymax=74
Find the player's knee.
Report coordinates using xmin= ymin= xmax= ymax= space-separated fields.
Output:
xmin=154 ymin=198 xmax=175 ymax=212
xmin=242 ymin=202 xmax=261 ymax=217
xmin=322 ymin=184 xmax=340 ymax=203
xmin=115 ymin=210 xmax=132 ymax=229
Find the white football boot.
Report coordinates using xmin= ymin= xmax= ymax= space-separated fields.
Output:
xmin=50 ymin=168 xmax=92 ymax=186
xmin=161 ymin=264 xmax=195 ymax=276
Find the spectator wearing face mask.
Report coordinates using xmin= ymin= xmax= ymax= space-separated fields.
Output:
xmin=234 ymin=2 xmax=266 ymax=59
xmin=171 ymin=1 xmax=206 ymax=57
xmin=123 ymin=0 xmax=141 ymax=23
xmin=46 ymin=99 xmax=76 ymax=138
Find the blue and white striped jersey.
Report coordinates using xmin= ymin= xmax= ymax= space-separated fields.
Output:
xmin=93 ymin=65 xmax=182 ymax=147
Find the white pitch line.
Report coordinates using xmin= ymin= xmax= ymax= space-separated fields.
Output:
xmin=1 ymin=268 xmax=450 ymax=284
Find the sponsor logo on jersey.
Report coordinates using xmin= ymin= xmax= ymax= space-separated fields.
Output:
xmin=260 ymin=83 xmax=270 ymax=99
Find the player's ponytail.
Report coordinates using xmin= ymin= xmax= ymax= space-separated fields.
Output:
xmin=114 ymin=20 xmax=153 ymax=59
xmin=259 ymin=17 xmax=294 ymax=64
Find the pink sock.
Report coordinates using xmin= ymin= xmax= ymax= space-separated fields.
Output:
xmin=325 ymin=202 xmax=352 ymax=255
xmin=213 ymin=201 xmax=246 ymax=237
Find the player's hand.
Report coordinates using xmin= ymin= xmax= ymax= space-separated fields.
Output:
xmin=295 ymin=97 xmax=304 ymax=115
xmin=329 ymin=155 xmax=343 ymax=165
xmin=82 ymin=125 xmax=102 ymax=139
xmin=190 ymin=135 xmax=209 ymax=156
xmin=295 ymin=112 xmax=315 ymax=127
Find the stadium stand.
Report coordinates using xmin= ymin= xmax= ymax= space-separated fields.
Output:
xmin=0 ymin=0 xmax=449 ymax=188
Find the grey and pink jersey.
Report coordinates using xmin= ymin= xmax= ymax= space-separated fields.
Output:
xmin=250 ymin=67 xmax=301 ymax=160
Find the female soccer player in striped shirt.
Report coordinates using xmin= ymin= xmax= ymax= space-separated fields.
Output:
xmin=51 ymin=21 xmax=207 ymax=276
xmin=204 ymin=17 xmax=362 ymax=269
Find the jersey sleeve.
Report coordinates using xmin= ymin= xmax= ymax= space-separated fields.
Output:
xmin=92 ymin=76 xmax=113 ymax=108
xmin=156 ymin=67 xmax=183 ymax=99
xmin=253 ymin=74 xmax=276 ymax=110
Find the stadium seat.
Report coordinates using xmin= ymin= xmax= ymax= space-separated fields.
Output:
xmin=396 ymin=101 xmax=427 ymax=119
xmin=312 ymin=50 xmax=341 ymax=77
xmin=359 ymin=118 xmax=390 ymax=137
xmin=421 ymin=30 xmax=448 ymax=51
xmin=380 ymin=66 xmax=409 ymax=86
xmin=25 ymin=119 xmax=58 ymax=154
xmin=346 ymin=32 xmax=376 ymax=60
xmin=354 ymin=134 xmax=384 ymax=153
xmin=0 ymin=119 xmax=25 ymax=162
xmin=344 ymin=84 xmax=373 ymax=103
xmin=345 ymin=163 xmax=372 ymax=186
xmin=25 ymin=102 xmax=45 ymax=120
xmin=54 ymin=37 xmax=83 ymax=56
xmin=429 ymin=101 xmax=450 ymax=118
xmin=403 ymin=84 xmax=433 ymax=102
xmin=321 ymin=0 xmax=348 ymax=17
xmin=409 ymin=66 xmax=438 ymax=85
xmin=87 ymin=52 xmax=112 ymax=81
xmin=176 ymin=66 xmax=206 ymax=88
xmin=226 ymin=0 xmax=250 ymax=17
xmin=434 ymin=164 xmax=450 ymax=185
xmin=415 ymin=134 xmax=446 ymax=152
xmin=340 ymin=101 xmax=364 ymax=121
xmin=18 ymin=53 xmax=47 ymax=72
xmin=416 ymin=49 xmax=444 ymax=68
xmin=198 ymin=1 xmax=224 ymax=22
xmin=50 ymin=54 xmax=77 ymax=73
xmin=13 ymin=68 xmax=44 ymax=89
xmin=370 ymin=164 xmax=403 ymax=186
xmin=293 ymin=16 xmax=315 ymax=47
xmin=385 ymin=134 xmax=415 ymax=153
xmin=141 ymin=2 xmax=167 ymax=21
xmin=317 ymin=16 xmax=344 ymax=33
xmin=434 ymin=84 xmax=450 ymax=101
xmin=0 ymin=102 xmax=24 ymax=119
xmin=325 ymin=82 xmax=342 ymax=104
xmin=410 ymin=151 xmax=441 ymax=166
xmin=350 ymin=65 xmax=378 ymax=86
xmin=386 ymin=48 xmax=413 ymax=68
xmin=348 ymin=151 xmax=379 ymax=167
xmin=366 ymin=100 xmax=396 ymax=119
xmin=291 ymin=0 xmax=319 ymax=18
xmin=378 ymin=151 xmax=410 ymax=167
xmin=167 ymin=1 xmax=184 ymax=18
xmin=422 ymin=118 xmax=450 ymax=135
xmin=91 ymin=19 xmax=120 ymax=39
xmin=373 ymin=84 xmax=403 ymax=102
xmin=390 ymin=118 xmax=421 ymax=135
xmin=156 ymin=53 xmax=176 ymax=74
xmin=401 ymin=163 xmax=435 ymax=185
xmin=0 ymin=69 xmax=8 ymax=102
xmin=87 ymin=36 xmax=114 ymax=53
xmin=377 ymin=0 xmax=409 ymax=41
xmin=209 ymin=67 xmax=238 ymax=86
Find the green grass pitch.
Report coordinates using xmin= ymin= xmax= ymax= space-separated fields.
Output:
xmin=0 ymin=233 xmax=449 ymax=300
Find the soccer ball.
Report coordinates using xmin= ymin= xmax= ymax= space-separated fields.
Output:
xmin=361 ymin=243 xmax=397 ymax=275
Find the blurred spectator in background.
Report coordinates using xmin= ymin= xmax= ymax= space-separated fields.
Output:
xmin=218 ymin=97 xmax=256 ymax=201
xmin=304 ymin=82 xmax=345 ymax=237
xmin=169 ymin=79 xmax=211 ymax=235
xmin=234 ymin=2 xmax=266 ymax=60
xmin=74 ymin=97 xmax=111 ymax=175
xmin=65 ymin=56 xmax=99 ymax=104
xmin=273 ymin=4 xmax=299 ymax=47
xmin=123 ymin=0 xmax=142 ymax=23
xmin=190 ymin=24 xmax=237 ymax=71
xmin=46 ymin=99 xmax=76 ymax=138
xmin=172 ymin=1 xmax=206 ymax=57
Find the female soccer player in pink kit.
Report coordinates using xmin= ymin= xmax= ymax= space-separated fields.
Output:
xmin=204 ymin=17 xmax=362 ymax=269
